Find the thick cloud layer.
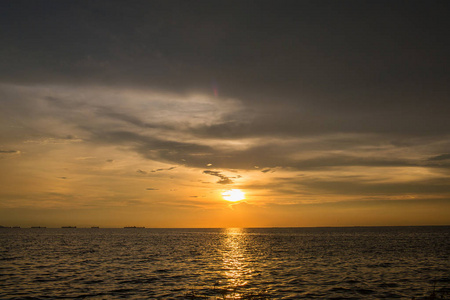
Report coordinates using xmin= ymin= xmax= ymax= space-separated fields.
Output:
xmin=1 ymin=1 xmax=449 ymax=226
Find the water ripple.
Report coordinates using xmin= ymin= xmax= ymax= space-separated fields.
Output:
xmin=0 ymin=226 xmax=449 ymax=299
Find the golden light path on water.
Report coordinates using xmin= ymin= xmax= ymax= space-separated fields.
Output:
xmin=221 ymin=228 xmax=254 ymax=298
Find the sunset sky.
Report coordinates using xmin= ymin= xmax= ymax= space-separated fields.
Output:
xmin=1 ymin=1 xmax=449 ymax=227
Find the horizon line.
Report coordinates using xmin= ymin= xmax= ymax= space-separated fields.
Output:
xmin=1 ymin=225 xmax=449 ymax=229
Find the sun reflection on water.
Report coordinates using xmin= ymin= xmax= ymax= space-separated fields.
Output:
xmin=221 ymin=228 xmax=254 ymax=297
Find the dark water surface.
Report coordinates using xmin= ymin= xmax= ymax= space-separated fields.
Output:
xmin=1 ymin=227 xmax=449 ymax=299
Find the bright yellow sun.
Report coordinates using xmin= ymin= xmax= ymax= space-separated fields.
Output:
xmin=222 ymin=189 xmax=245 ymax=202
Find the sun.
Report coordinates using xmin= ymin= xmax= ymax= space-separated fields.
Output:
xmin=222 ymin=189 xmax=245 ymax=202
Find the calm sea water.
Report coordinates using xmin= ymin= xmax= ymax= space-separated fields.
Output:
xmin=0 ymin=227 xmax=449 ymax=299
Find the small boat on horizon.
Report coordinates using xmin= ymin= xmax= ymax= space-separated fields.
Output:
xmin=61 ymin=226 xmax=77 ymax=228
xmin=31 ymin=226 xmax=46 ymax=228
xmin=124 ymin=226 xmax=145 ymax=228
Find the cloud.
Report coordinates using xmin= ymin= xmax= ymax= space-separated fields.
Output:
xmin=151 ymin=167 xmax=176 ymax=172
xmin=428 ymin=154 xmax=450 ymax=161
xmin=277 ymin=176 xmax=450 ymax=197
xmin=0 ymin=1 xmax=449 ymax=227
xmin=88 ymin=129 xmax=216 ymax=167
xmin=146 ymin=188 xmax=158 ymax=191
xmin=290 ymin=155 xmax=417 ymax=170
xmin=202 ymin=170 xmax=234 ymax=185
xmin=94 ymin=106 xmax=166 ymax=130
xmin=0 ymin=150 xmax=20 ymax=154
xmin=75 ymin=122 xmax=450 ymax=172
xmin=2 ymin=82 xmax=449 ymax=176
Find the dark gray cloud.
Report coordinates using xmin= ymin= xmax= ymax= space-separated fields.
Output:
xmin=429 ymin=154 xmax=450 ymax=161
xmin=75 ymin=122 xmax=449 ymax=172
xmin=269 ymin=197 xmax=450 ymax=209
xmin=1 ymin=1 xmax=449 ymax=131
xmin=275 ymin=177 xmax=450 ymax=197
xmin=137 ymin=167 xmax=176 ymax=175
xmin=290 ymin=155 xmax=417 ymax=170
xmin=2 ymin=1 xmax=449 ymax=150
xmin=1 ymin=0 xmax=449 ymax=228
xmin=190 ymin=107 xmax=450 ymax=138
xmin=43 ymin=95 xmax=169 ymax=131
xmin=1 ymin=1 xmax=449 ymax=196
xmin=0 ymin=150 xmax=19 ymax=154
xmin=4 ymin=83 xmax=444 ymax=172
xmin=202 ymin=170 xmax=233 ymax=185
xmin=151 ymin=167 xmax=176 ymax=173
xmin=94 ymin=106 xmax=167 ymax=130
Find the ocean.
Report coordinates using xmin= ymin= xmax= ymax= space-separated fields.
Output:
xmin=0 ymin=226 xmax=449 ymax=299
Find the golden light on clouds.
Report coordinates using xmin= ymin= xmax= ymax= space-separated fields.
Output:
xmin=222 ymin=189 xmax=246 ymax=202
xmin=1 ymin=1 xmax=450 ymax=229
